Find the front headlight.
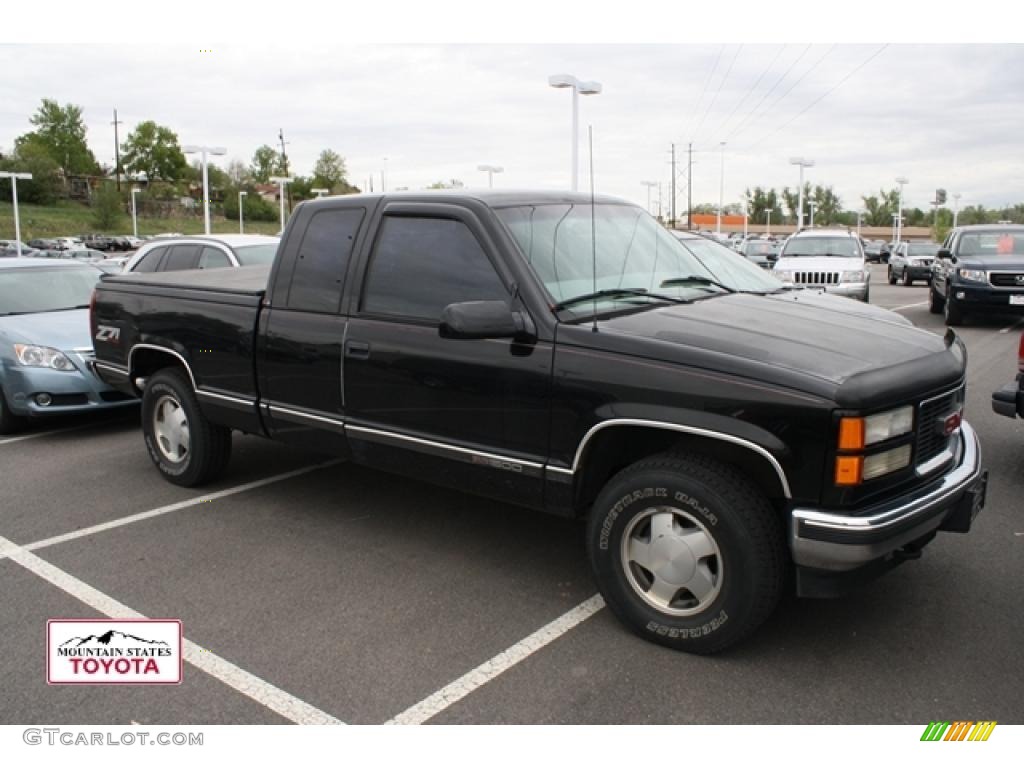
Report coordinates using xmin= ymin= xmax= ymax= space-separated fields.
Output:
xmin=841 ymin=270 xmax=867 ymax=283
xmin=908 ymin=259 xmax=922 ymax=266
xmin=838 ymin=405 xmax=915 ymax=449
xmin=13 ymin=344 xmax=75 ymax=371
xmin=773 ymin=270 xmax=794 ymax=281
xmin=958 ymin=268 xmax=987 ymax=282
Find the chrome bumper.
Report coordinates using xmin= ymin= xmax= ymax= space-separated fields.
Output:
xmin=790 ymin=421 xmax=985 ymax=571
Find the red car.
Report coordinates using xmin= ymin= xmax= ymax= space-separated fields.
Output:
xmin=991 ymin=332 xmax=1024 ymax=419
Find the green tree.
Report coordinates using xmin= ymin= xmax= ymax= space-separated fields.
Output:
xmin=226 ymin=158 xmax=249 ymax=185
xmin=91 ymin=183 xmax=123 ymax=229
xmin=958 ymin=205 xmax=990 ymax=225
xmin=781 ymin=183 xmax=811 ymax=224
xmin=0 ymin=138 xmax=62 ymax=205
xmin=427 ymin=179 xmax=465 ymax=189
xmin=223 ymin=188 xmax=278 ymax=222
xmin=861 ymin=188 xmax=900 ymax=226
xmin=312 ymin=149 xmax=348 ymax=191
xmin=742 ymin=186 xmax=781 ymax=225
xmin=250 ymin=145 xmax=282 ymax=183
xmin=810 ymin=185 xmax=842 ymax=225
xmin=121 ymin=121 xmax=188 ymax=180
xmin=14 ymin=99 xmax=99 ymax=176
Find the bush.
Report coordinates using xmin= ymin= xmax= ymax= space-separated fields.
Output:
xmin=91 ymin=183 xmax=123 ymax=229
xmin=223 ymin=191 xmax=278 ymax=223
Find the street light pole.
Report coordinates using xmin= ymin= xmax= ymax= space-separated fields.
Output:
xmin=953 ymin=193 xmax=961 ymax=228
xmin=131 ymin=187 xmax=140 ymax=238
xmin=269 ymin=176 xmax=294 ymax=230
xmin=808 ymin=201 xmax=817 ymax=229
xmin=0 ymin=171 xmax=32 ymax=256
xmin=895 ymin=176 xmax=909 ymax=245
xmin=477 ymin=165 xmax=504 ymax=188
xmin=765 ymin=208 xmax=774 ymax=237
xmin=238 ymin=190 xmax=247 ymax=234
xmin=548 ymin=74 xmax=602 ymax=191
xmin=182 ymin=144 xmax=227 ymax=235
xmin=641 ymin=181 xmax=657 ymax=215
xmin=856 ymin=210 xmax=864 ymax=238
xmin=789 ymin=157 xmax=814 ymax=231
xmin=717 ymin=142 xmax=726 ymax=235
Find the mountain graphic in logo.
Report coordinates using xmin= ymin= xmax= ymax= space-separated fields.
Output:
xmin=60 ymin=630 xmax=170 ymax=649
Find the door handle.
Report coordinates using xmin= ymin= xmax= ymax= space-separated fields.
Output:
xmin=345 ymin=340 xmax=370 ymax=360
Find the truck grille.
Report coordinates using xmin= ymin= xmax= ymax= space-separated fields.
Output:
xmin=794 ymin=271 xmax=840 ymax=285
xmin=915 ymin=386 xmax=964 ymax=470
xmin=990 ymin=272 xmax=1024 ymax=287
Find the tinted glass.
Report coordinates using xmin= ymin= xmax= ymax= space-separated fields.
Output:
xmin=198 ymin=247 xmax=232 ymax=269
xmin=781 ymin=237 xmax=860 ymax=258
xmin=234 ymin=243 xmax=279 ymax=265
xmin=286 ymin=208 xmax=364 ymax=313
xmin=907 ymin=243 xmax=938 ymax=256
xmin=363 ymin=216 xmax=507 ymax=320
xmin=163 ymin=245 xmax=201 ymax=271
xmin=675 ymin=237 xmax=782 ymax=292
xmin=132 ymin=247 xmax=166 ymax=272
xmin=957 ymin=230 xmax=1024 ymax=257
xmin=0 ymin=267 xmax=100 ymax=315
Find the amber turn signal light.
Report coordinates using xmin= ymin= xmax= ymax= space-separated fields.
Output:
xmin=838 ymin=417 xmax=865 ymax=451
xmin=834 ymin=456 xmax=863 ymax=486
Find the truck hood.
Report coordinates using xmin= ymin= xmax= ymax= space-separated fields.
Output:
xmin=587 ymin=291 xmax=964 ymax=408
xmin=773 ymin=256 xmax=864 ymax=274
xmin=0 ymin=309 xmax=92 ymax=352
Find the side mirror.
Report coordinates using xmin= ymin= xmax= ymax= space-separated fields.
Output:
xmin=937 ymin=248 xmax=952 ymax=260
xmin=439 ymin=301 xmax=535 ymax=341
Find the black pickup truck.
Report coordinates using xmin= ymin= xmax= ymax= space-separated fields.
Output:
xmin=91 ymin=191 xmax=987 ymax=653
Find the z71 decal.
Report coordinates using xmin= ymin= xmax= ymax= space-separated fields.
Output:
xmin=95 ymin=325 xmax=121 ymax=343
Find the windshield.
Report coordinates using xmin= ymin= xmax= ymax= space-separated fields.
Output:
xmin=0 ymin=266 xmax=100 ymax=315
xmin=675 ymin=236 xmax=782 ymax=292
xmin=744 ymin=241 xmax=776 ymax=256
xmin=496 ymin=204 xmax=777 ymax=312
xmin=781 ymin=236 xmax=861 ymax=258
xmin=234 ymin=243 xmax=279 ymax=265
xmin=907 ymin=243 xmax=939 ymax=256
xmin=957 ymin=231 xmax=1024 ymax=257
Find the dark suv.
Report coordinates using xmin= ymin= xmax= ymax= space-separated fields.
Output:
xmin=929 ymin=224 xmax=1024 ymax=325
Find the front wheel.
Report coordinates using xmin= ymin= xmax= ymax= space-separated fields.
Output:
xmin=944 ymin=289 xmax=965 ymax=326
xmin=888 ymin=267 xmax=896 ymax=285
xmin=929 ymin=282 xmax=945 ymax=314
xmin=587 ymin=453 xmax=785 ymax=654
xmin=902 ymin=269 xmax=913 ymax=286
xmin=141 ymin=368 xmax=232 ymax=487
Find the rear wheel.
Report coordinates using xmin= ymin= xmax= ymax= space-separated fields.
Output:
xmin=141 ymin=368 xmax=232 ymax=486
xmin=587 ymin=453 xmax=785 ymax=654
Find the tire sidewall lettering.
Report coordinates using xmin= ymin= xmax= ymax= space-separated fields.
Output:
xmin=598 ymin=486 xmax=668 ymax=550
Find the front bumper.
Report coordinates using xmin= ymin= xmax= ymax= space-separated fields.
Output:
xmin=3 ymin=352 xmax=137 ymax=417
xmin=905 ymin=265 xmax=933 ymax=280
xmin=790 ymin=420 xmax=985 ymax=573
xmin=948 ymin=283 xmax=1024 ymax=313
xmin=823 ymin=282 xmax=869 ymax=301
xmin=992 ymin=377 xmax=1023 ymax=419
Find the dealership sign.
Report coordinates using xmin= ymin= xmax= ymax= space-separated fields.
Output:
xmin=47 ymin=620 xmax=183 ymax=685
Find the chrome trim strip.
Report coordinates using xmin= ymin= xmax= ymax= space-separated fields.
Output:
xmin=71 ymin=346 xmax=94 ymax=354
xmin=915 ymin=447 xmax=955 ymax=477
xmin=197 ymin=389 xmax=256 ymax=407
xmin=918 ymin=383 xmax=964 ymax=409
xmin=346 ymin=424 xmax=545 ymax=472
xmin=570 ymin=419 xmax=792 ymax=499
xmin=92 ymin=361 xmax=129 ymax=375
xmin=268 ymin=404 xmax=346 ymax=428
xmin=794 ymin=421 xmax=979 ymax=535
xmin=128 ymin=344 xmax=197 ymax=390
xmin=546 ymin=466 xmax=575 ymax=477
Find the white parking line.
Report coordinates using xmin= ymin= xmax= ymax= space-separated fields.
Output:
xmin=8 ymin=460 xmax=342 ymax=559
xmin=0 ymin=421 xmax=114 ymax=446
xmin=0 ymin=535 xmax=344 ymax=725
xmin=999 ymin=319 xmax=1024 ymax=334
xmin=887 ymin=301 xmax=928 ymax=312
xmin=385 ymin=594 xmax=606 ymax=725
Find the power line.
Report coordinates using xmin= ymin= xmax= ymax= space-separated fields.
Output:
xmin=747 ymin=44 xmax=890 ymax=151
xmin=724 ymin=44 xmax=812 ymax=143
xmin=681 ymin=45 xmax=725 ymax=144
xmin=712 ymin=44 xmax=787 ymax=142
xmin=690 ymin=44 xmax=744 ymax=147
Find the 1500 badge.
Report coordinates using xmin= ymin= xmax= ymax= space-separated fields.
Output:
xmin=95 ymin=325 xmax=121 ymax=343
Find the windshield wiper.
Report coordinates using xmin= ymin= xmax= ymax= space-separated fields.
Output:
xmin=659 ymin=275 xmax=734 ymax=293
xmin=553 ymin=288 xmax=685 ymax=312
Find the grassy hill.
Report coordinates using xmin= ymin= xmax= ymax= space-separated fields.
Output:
xmin=0 ymin=200 xmax=281 ymax=240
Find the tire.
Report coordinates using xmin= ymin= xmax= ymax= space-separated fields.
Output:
xmin=141 ymin=368 xmax=232 ymax=487
xmin=943 ymin=289 xmax=964 ymax=326
xmin=902 ymin=269 xmax=913 ymax=287
xmin=0 ymin=387 xmax=27 ymax=435
xmin=929 ymin=282 xmax=944 ymax=314
xmin=888 ymin=267 xmax=896 ymax=285
xmin=586 ymin=453 xmax=785 ymax=654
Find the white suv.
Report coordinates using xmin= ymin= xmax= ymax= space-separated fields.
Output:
xmin=772 ymin=228 xmax=870 ymax=302
xmin=123 ymin=234 xmax=279 ymax=274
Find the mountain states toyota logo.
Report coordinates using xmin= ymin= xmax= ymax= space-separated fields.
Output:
xmin=47 ymin=620 xmax=182 ymax=685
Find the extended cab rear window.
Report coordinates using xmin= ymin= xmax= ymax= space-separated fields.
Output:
xmin=285 ymin=208 xmax=365 ymax=313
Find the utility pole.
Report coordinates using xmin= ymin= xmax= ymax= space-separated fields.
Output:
xmin=278 ymin=129 xmax=290 ymax=175
xmin=670 ymin=143 xmax=676 ymax=229
xmin=112 ymin=109 xmax=123 ymax=192
xmin=687 ymin=142 xmax=693 ymax=230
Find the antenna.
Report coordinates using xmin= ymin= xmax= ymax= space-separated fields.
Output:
xmin=589 ymin=125 xmax=598 ymax=333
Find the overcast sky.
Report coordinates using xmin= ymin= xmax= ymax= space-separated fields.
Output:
xmin=2 ymin=43 xmax=1023 ymax=214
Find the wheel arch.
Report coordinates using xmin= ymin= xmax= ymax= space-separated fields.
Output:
xmin=128 ymin=343 xmax=197 ymax=394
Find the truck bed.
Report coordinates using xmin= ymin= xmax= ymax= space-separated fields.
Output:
xmin=99 ymin=264 xmax=271 ymax=305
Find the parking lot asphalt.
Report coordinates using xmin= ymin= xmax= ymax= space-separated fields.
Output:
xmin=2 ymin=261 xmax=1022 ymax=725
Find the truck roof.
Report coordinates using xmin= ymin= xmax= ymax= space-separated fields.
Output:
xmin=300 ymin=189 xmax=632 ymax=210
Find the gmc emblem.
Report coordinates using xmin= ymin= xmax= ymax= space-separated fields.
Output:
xmin=1016 ymin=274 xmax=1024 ymax=285
xmin=936 ymin=410 xmax=962 ymax=437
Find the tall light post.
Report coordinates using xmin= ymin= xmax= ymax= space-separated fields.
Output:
xmin=0 ymin=172 xmax=32 ymax=256
xmin=477 ymin=165 xmax=504 ymax=188
xmin=856 ymin=209 xmax=865 ymax=238
xmin=548 ymin=73 xmax=602 ymax=192
xmin=131 ymin=187 xmax=141 ymax=238
xmin=269 ymin=176 xmax=294 ymax=230
xmin=311 ymin=188 xmax=329 ymax=198
xmin=717 ymin=141 xmax=726 ymax=235
xmin=641 ymin=180 xmax=657 ymax=215
xmin=891 ymin=213 xmax=899 ymax=243
xmin=238 ymin=190 xmax=247 ymax=234
xmin=953 ymin=193 xmax=961 ymax=228
xmin=182 ymin=144 xmax=227 ymax=234
xmin=789 ymin=157 xmax=814 ymax=231
xmin=765 ymin=208 xmax=775 ymax=237
xmin=742 ymin=200 xmax=749 ymax=238
xmin=808 ymin=200 xmax=817 ymax=229
xmin=894 ymin=176 xmax=909 ymax=244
